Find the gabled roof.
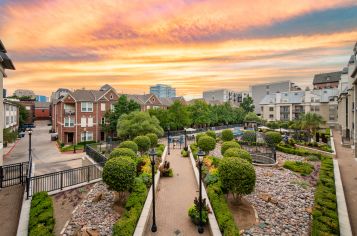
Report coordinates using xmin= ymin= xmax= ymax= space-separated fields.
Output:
xmin=0 ymin=40 xmax=15 ymax=71
xmin=35 ymin=102 xmax=50 ymax=108
xmin=0 ymin=40 xmax=7 ymax=53
xmin=313 ymin=71 xmax=341 ymax=85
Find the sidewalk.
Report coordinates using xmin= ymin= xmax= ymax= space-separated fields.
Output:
xmin=144 ymin=148 xmax=210 ymax=236
xmin=333 ymin=131 xmax=357 ymax=235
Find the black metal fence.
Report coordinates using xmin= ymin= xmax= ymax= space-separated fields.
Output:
xmin=29 ymin=164 xmax=102 ymax=197
xmin=166 ymin=124 xmax=242 ymax=137
xmin=85 ymin=145 xmax=107 ymax=166
xmin=0 ymin=162 xmax=29 ymax=188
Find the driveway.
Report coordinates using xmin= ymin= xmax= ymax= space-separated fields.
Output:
xmin=4 ymin=120 xmax=84 ymax=175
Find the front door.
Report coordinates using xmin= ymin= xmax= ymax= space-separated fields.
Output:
xmin=67 ymin=133 xmax=74 ymax=143
xmin=100 ymin=132 xmax=105 ymax=141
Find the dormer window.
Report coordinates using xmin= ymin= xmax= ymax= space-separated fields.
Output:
xmin=110 ymin=94 xmax=113 ymax=99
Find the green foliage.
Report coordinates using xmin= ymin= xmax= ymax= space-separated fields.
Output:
xmin=188 ymin=100 xmax=212 ymax=127
xmin=133 ymin=135 xmax=151 ymax=154
xmin=3 ymin=128 xmax=18 ymax=144
xmin=198 ymin=135 xmax=216 ymax=154
xmin=103 ymin=156 xmax=136 ymax=193
xmin=167 ymin=100 xmax=192 ymax=130
xmin=113 ymin=177 xmax=148 ymax=236
xmin=242 ymin=130 xmax=256 ymax=143
xmin=16 ymin=102 xmax=29 ymax=126
xmin=156 ymin=144 xmax=165 ymax=157
xmin=244 ymin=112 xmax=261 ymax=123
xmin=196 ymin=133 xmax=206 ymax=143
xmin=206 ymin=130 xmax=217 ymax=139
xmin=221 ymin=129 xmax=234 ymax=142
xmin=218 ymin=157 xmax=256 ymax=198
xmin=118 ymin=141 xmax=138 ymax=153
xmin=240 ymin=95 xmax=255 ymax=113
xmin=300 ymin=112 xmax=325 ymax=140
xmin=283 ymin=161 xmax=314 ymax=176
xmin=207 ymin=182 xmax=240 ymax=235
xmin=109 ymin=148 xmax=137 ymax=159
xmin=221 ymin=141 xmax=241 ymax=155
xmin=190 ymin=143 xmax=199 ymax=159
xmin=29 ymin=192 xmax=54 ymax=236
xmin=265 ymin=131 xmax=282 ymax=146
xmin=117 ymin=111 xmax=164 ymax=139
xmin=181 ymin=149 xmax=189 ymax=157
xmin=145 ymin=133 xmax=158 ymax=148
xmin=204 ymin=172 xmax=220 ymax=185
xmin=223 ymin=148 xmax=252 ymax=163
xmin=188 ymin=204 xmax=209 ymax=225
xmin=312 ymin=157 xmax=339 ymax=235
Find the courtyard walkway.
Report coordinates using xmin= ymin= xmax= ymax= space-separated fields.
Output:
xmin=144 ymin=148 xmax=210 ymax=236
xmin=333 ymin=131 xmax=357 ymax=235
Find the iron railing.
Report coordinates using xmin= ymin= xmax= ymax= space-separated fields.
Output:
xmin=85 ymin=145 xmax=107 ymax=166
xmin=0 ymin=162 xmax=29 ymax=188
xmin=166 ymin=124 xmax=242 ymax=137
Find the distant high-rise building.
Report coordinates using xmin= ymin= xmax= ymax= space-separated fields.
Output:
xmin=13 ymin=89 xmax=35 ymax=99
xmin=202 ymin=89 xmax=248 ymax=107
xmin=150 ymin=84 xmax=176 ymax=98
xmin=36 ymin=95 xmax=49 ymax=102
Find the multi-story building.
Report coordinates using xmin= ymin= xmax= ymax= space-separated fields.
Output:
xmin=0 ymin=40 xmax=15 ymax=167
xmin=149 ymin=84 xmax=176 ymax=98
xmin=313 ymin=71 xmax=341 ymax=90
xmin=52 ymin=85 xmax=119 ymax=145
xmin=36 ymin=95 xmax=49 ymax=102
xmin=127 ymin=93 xmax=185 ymax=111
xmin=202 ymin=89 xmax=248 ymax=107
xmin=13 ymin=89 xmax=35 ymax=99
xmin=35 ymin=102 xmax=51 ymax=120
xmin=250 ymin=81 xmax=301 ymax=115
xmin=4 ymin=100 xmax=19 ymax=131
xmin=260 ymin=88 xmax=339 ymax=128
xmin=51 ymin=88 xmax=70 ymax=101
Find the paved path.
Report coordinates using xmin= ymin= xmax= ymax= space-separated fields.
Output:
xmin=145 ymin=148 xmax=210 ymax=236
xmin=333 ymin=131 xmax=357 ymax=235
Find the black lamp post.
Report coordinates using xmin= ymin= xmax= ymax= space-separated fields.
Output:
xmin=167 ymin=127 xmax=170 ymax=155
xmin=197 ymin=149 xmax=205 ymax=234
xmin=28 ymin=128 xmax=32 ymax=163
xmin=149 ymin=148 xmax=157 ymax=232
xmin=184 ymin=128 xmax=187 ymax=149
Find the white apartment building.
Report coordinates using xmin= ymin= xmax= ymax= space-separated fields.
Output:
xmin=202 ymin=89 xmax=248 ymax=107
xmin=4 ymin=100 xmax=19 ymax=131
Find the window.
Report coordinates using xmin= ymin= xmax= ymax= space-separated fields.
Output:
xmin=81 ymin=102 xmax=93 ymax=112
xmin=101 ymin=117 xmax=105 ymax=124
xmin=6 ymin=117 xmax=9 ymax=125
xmin=101 ymin=103 xmax=106 ymax=111
xmin=269 ymin=107 xmax=274 ymax=112
xmin=110 ymin=104 xmax=115 ymax=111
xmin=64 ymin=117 xmax=74 ymax=127
xmin=261 ymin=106 xmax=264 ymax=112
xmin=88 ymin=117 xmax=93 ymax=127
xmin=11 ymin=116 xmax=14 ymax=123
xmin=81 ymin=117 xmax=86 ymax=127
xmin=110 ymin=94 xmax=113 ymax=99
xmin=5 ymin=105 xmax=9 ymax=111
xmin=269 ymin=114 xmax=274 ymax=119
xmin=26 ymin=106 xmax=31 ymax=111
xmin=81 ymin=132 xmax=93 ymax=142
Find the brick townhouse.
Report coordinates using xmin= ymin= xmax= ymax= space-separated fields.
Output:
xmin=126 ymin=93 xmax=186 ymax=111
xmin=52 ymin=85 xmax=118 ymax=145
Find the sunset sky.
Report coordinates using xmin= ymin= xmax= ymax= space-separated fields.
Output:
xmin=1 ymin=0 xmax=357 ymax=98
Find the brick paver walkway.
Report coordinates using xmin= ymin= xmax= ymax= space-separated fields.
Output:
xmin=145 ymin=148 xmax=210 ymax=236
xmin=333 ymin=131 xmax=357 ymax=235
xmin=0 ymin=185 xmax=24 ymax=236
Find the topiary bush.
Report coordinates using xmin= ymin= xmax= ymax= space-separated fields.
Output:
xmin=221 ymin=129 xmax=234 ymax=142
xmin=218 ymin=157 xmax=256 ymax=201
xmin=265 ymin=131 xmax=282 ymax=146
xmin=198 ymin=135 xmax=216 ymax=154
xmin=118 ymin=141 xmax=138 ymax=153
xmin=29 ymin=192 xmax=55 ymax=236
xmin=195 ymin=133 xmax=205 ymax=143
xmin=145 ymin=133 xmax=158 ymax=148
xmin=206 ymin=130 xmax=217 ymax=139
xmin=133 ymin=136 xmax=151 ymax=155
xmin=221 ymin=141 xmax=241 ymax=155
xmin=223 ymin=148 xmax=253 ymax=163
xmin=109 ymin=148 xmax=137 ymax=160
xmin=242 ymin=130 xmax=256 ymax=143
xmin=103 ymin=156 xmax=136 ymax=195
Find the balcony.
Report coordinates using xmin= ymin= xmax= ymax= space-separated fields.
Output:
xmin=64 ymin=109 xmax=75 ymax=115
xmin=293 ymin=109 xmax=305 ymax=113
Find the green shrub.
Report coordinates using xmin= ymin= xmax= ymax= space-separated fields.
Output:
xmin=265 ymin=131 xmax=282 ymax=146
xmin=204 ymin=172 xmax=219 ymax=185
xmin=188 ymin=204 xmax=208 ymax=225
xmin=206 ymin=130 xmax=217 ymax=139
xmin=29 ymin=192 xmax=54 ymax=236
xmin=119 ymin=141 xmax=138 ymax=153
xmin=198 ymin=135 xmax=216 ymax=154
xmin=219 ymin=157 xmax=256 ymax=199
xmin=196 ymin=133 xmax=205 ymax=143
xmin=221 ymin=141 xmax=241 ymax=155
xmin=181 ymin=149 xmax=189 ymax=157
xmin=156 ymin=144 xmax=165 ymax=157
xmin=242 ymin=130 xmax=256 ymax=143
xmin=223 ymin=148 xmax=252 ymax=163
xmin=109 ymin=148 xmax=137 ymax=159
xmin=221 ymin=129 xmax=234 ymax=142
xmin=283 ymin=161 xmax=314 ymax=176
xmin=190 ymin=143 xmax=199 ymax=159
xmin=103 ymin=156 xmax=136 ymax=193
xmin=133 ymin=136 xmax=151 ymax=154
xmin=146 ymin=133 xmax=158 ymax=148
xmin=77 ymin=140 xmax=96 ymax=146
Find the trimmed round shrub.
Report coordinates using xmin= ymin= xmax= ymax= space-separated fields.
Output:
xmin=195 ymin=133 xmax=205 ymax=143
xmin=109 ymin=148 xmax=137 ymax=160
xmin=118 ymin=141 xmax=138 ymax=153
xmin=206 ymin=130 xmax=216 ymax=139
xmin=221 ymin=129 xmax=234 ymax=142
xmin=223 ymin=148 xmax=253 ymax=163
xmin=133 ymin=136 xmax=151 ymax=154
xmin=221 ymin=141 xmax=241 ymax=155
xmin=146 ymin=133 xmax=158 ymax=148
xmin=218 ymin=157 xmax=256 ymax=199
xmin=103 ymin=156 xmax=136 ymax=193
xmin=242 ymin=130 xmax=256 ymax=143
xmin=198 ymin=135 xmax=216 ymax=154
xmin=265 ymin=131 xmax=282 ymax=146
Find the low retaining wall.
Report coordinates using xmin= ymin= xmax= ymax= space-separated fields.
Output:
xmin=133 ymin=146 xmax=168 ymax=236
xmin=188 ymin=146 xmax=222 ymax=236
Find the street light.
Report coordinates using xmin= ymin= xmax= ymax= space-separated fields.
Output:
xmin=28 ymin=128 xmax=32 ymax=163
xmin=167 ymin=127 xmax=170 ymax=155
xmin=197 ymin=148 xmax=205 ymax=234
xmin=184 ymin=128 xmax=187 ymax=149
xmin=149 ymin=148 xmax=157 ymax=232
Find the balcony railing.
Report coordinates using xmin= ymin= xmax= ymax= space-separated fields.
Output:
xmin=64 ymin=109 xmax=75 ymax=115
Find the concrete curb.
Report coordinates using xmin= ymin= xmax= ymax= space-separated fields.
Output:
xmin=188 ymin=146 xmax=222 ymax=236
xmin=133 ymin=146 xmax=168 ymax=236
xmin=330 ymin=129 xmax=337 ymax=156
xmin=333 ymin=159 xmax=352 ymax=236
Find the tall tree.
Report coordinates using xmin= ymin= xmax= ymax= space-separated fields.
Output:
xmin=240 ymin=96 xmax=255 ymax=113
xmin=188 ymin=100 xmax=211 ymax=127
xmin=14 ymin=102 xmax=29 ymax=127
xmin=168 ymin=100 xmax=192 ymax=130
xmin=148 ymin=108 xmax=170 ymax=130
xmin=300 ymin=112 xmax=325 ymax=141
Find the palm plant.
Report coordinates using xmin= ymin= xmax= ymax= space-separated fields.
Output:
xmin=300 ymin=112 xmax=325 ymax=141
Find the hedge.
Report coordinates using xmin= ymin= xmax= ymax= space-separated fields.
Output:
xmin=221 ymin=141 xmax=241 ymax=155
xmin=113 ymin=177 xmax=148 ymax=236
xmin=283 ymin=161 xmax=314 ymax=176
xmin=221 ymin=129 xmax=234 ymax=142
xmin=109 ymin=148 xmax=137 ymax=159
xmin=29 ymin=192 xmax=55 ymax=236
xmin=118 ymin=141 xmax=139 ymax=153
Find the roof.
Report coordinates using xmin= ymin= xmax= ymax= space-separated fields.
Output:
xmin=0 ymin=40 xmax=7 ymax=53
xmin=54 ymin=85 xmax=116 ymax=103
xmin=342 ymin=67 xmax=348 ymax=74
xmin=126 ymin=93 xmax=184 ymax=107
xmin=0 ymin=40 xmax=15 ymax=71
xmin=349 ymin=55 xmax=355 ymax=64
xmin=311 ymin=88 xmax=339 ymax=103
xmin=313 ymin=71 xmax=341 ymax=85
xmin=35 ymin=102 xmax=50 ymax=108
xmin=260 ymin=91 xmax=305 ymax=105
